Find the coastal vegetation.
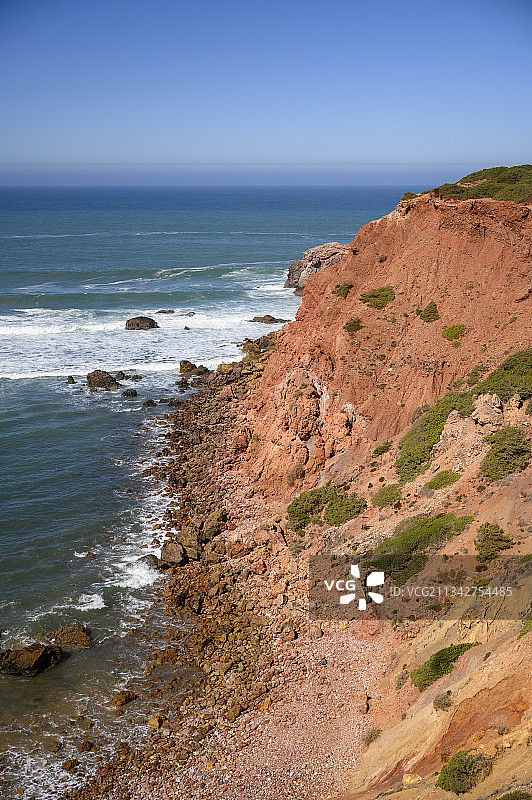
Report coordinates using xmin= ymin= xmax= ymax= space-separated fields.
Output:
xmin=401 ymin=164 xmax=532 ymax=203
xmin=442 ymin=324 xmax=466 ymax=342
xmin=343 ymin=317 xmax=363 ymax=334
xmin=373 ymin=440 xmax=392 ymax=456
xmin=436 ymin=750 xmax=492 ymax=793
xmin=334 ymin=282 xmax=353 ymax=298
xmin=424 ymin=470 xmax=460 ymax=490
xmin=359 ymin=285 xmax=395 ymax=309
xmin=411 ymin=643 xmax=477 ymax=691
xmin=287 ymin=484 xmax=366 ymax=531
xmin=475 ymin=522 xmax=513 ymax=562
xmin=416 ymin=300 xmax=440 ymax=322
xmin=480 ymin=427 xmax=531 ymax=482
xmin=395 ymin=350 xmax=532 ymax=481
xmin=367 ymin=513 xmax=473 ymax=583
xmin=371 ymin=483 xmax=401 ymax=507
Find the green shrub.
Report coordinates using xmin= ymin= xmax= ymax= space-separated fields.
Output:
xmin=480 ymin=427 xmax=531 ymax=481
xmin=396 ymin=391 xmax=474 ymax=481
xmin=497 ymin=792 xmax=531 ymax=800
xmin=411 ymin=643 xmax=477 ymax=692
xmin=287 ymin=484 xmax=366 ymax=530
xmin=436 ymin=750 xmax=492 ymax=793
xmin=334 ymin=282 xmax=353 ymax=298
xmin=360 ymin=285 xmax=395 ymax=309
xmin=373 ymin=440 xmax=392 ymax=456
xmin=475 ymin=522 xmax=513 ymax=562
xmin=466 ymin=364 xmax=489 ymax=386
xmin=323 ymin=493 xmax=367 ymax=525
xmin=401 ymin=191 xmax=417 ymax=201
xmin=519 ymin=616 xmax=532 ymax=638
xmin=473 ymin=349 xmax=532 ymax=401
xmin=433 ymin=690 xmax=453 ymax=711
xmin=367 ymin=513 xmax=472 ymax=583
xmin=287 ymin=484 xmax=337 ymax=531
xmin=363 ymin=727 xmax=381 ymax=745
xmin=443 ymin=324 xmax=466 ymax=341
xmin=344 ymin=317 xmax=363 ymax=334
xmin=527 ymin=399 xmax=532 ymax=415
xmin=416 ymin=300 xmax=440 ymax=322
xmin=286 ymin=463 xmax=305 ymax=486
xmin=502 ymin=315 xmax=517 ymax=330
xmin=424 ymin=470 xmax=460 ymax=490
xmin=372 ymin=483 xmax=401 ymax=507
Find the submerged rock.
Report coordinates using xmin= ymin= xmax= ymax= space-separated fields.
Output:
xmin=156 ymin=309 xmax=174 ymax=314
xmin=125 ymin=316 xmax=159 ymax=330
xmin=45 ymin=623 xmax=93 ymax=651
xmin=143 ymin=399 xmax=156 ymax=407
xmin=87 ymin=370 xmax=120 ymax=390
xmin=109 ymin=690 xmax=138 ymax=707
xmin=0 ymin=643 xmax=62 ymax=677
xmin=122 ymin=388 xmax=138 ymax=398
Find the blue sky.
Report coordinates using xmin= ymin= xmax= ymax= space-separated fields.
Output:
xmin=0 ymin=0 xmax=530 ymax=185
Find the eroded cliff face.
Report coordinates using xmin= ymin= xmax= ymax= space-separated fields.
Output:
xmin=231 ymin=194 xmax=532 ymax=799
xmin=239 ymin=195 xmax=531 ymax=501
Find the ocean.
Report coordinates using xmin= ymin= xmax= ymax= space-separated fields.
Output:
xmin=0 ymin=185 xmax=412 ymax=797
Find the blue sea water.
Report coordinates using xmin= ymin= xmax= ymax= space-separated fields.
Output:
xmin=0 ymin=185 xmax=411 ymax=797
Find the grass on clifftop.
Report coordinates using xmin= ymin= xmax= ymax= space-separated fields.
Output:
xmin=411 ymin=643 xmax=477 ymax=691
xmin=395 ymin=350 xmax=532 ymax=482
xmin=366 ymin=513 xmax=473 ymax=583
xmin=402 ymin=165 xmax=532 ymax=203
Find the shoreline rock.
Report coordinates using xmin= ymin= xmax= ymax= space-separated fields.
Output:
xmin=125 ymin=316 xmax=159 ymax=330
xmin=0 ymin=643 xmax=62 ymax=677
xmin=87 ymin=370 xmax=120 ymax=390
xmin=284 ymin=242 xmax=350 ymax=295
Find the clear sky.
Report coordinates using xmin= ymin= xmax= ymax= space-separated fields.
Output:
xmin=0 ymin=0 xmax=530 ymax=185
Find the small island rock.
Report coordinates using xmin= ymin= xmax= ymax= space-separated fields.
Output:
xmin=125 ymin=316 xmax=159 ymax=330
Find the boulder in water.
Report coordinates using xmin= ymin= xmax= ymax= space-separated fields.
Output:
xmin=110 ymin=689 xmax=138 ymax=707
xmin=250 ymin=314 xmax=289 ymax=324
xmin=122 ymin=388 xmax=138 ymax=398
xmin=125 ymin=316 xmax=158 ymax=330
xmin=143 ymin=399 xmax=156 ymax=407
xmin=0 ymin=642 xmax=62 ymax=677
xmin=66 ymin=376 xmax=76 ymax=384
xmin=156 ymin=309 xmax=174 ymax=314
xmin=87 ymin=370 xmax=120 ymax=390
xmin=45 ymin=623 xmax=93 ymax=651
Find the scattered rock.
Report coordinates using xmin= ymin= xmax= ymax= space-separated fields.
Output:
xmin=122 ymin=389 xmax=138 ymax=398
xmin=178 ymin=311 xmax=195 ymax=317
xmin=45 ymin=739 xmax=63 ymax=753
xmin=125 ymin=316 xmax=159 ymax=330
xmin=77 ymin=739 xmax=94 ymax=753
xmin=225 ymin=703 xmax=242 ymax=723
xmin=66 ymin=376 xmax=76 ymax=384
xmin=156 ymin=309 xmax=174 ymax=314
xmin=143 ymin=399 xmax=156 ymax=407
xmin=86 ymin=370 xmax=120 ymax=390
xmin=61 ymin=759 xmax=79 ymax=773
xmin=0 ymin=643 xmax=62 ymax=677
xmin=45 ymin=623 xmax=93 ymax=651
xmin=139 ymin=554 xmax=161 ymax=569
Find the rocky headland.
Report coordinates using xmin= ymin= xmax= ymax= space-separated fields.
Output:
xmin=57 ymin=170 xmax=532 ymax=800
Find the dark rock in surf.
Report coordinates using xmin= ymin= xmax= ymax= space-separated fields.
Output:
xmin=139 ymin=554 xmax=161 ymax=569
xmin=156 ymin=309 xmax=174 ymax=314
xmin=125 ymin=316 xmax=159 ymax=330
xmin=130 ymin=374 xmax=143 ymax=381
xmin=179 ymin=360 xmax=209 ymax=376
xmin=87 ymin=370 xmax=120 ymax=390
xmin=0 ymin=642 xmax=63 ymax=677
xmin=122 ymin=388 xmax=138 ymax=398
xmin=45 ymin=623 xmax=93 ymax=651
xmin=115 ymin=370 xmax=127 ymax=380
xmin=143 ymin=399 xmax=156 ymax=407
xmin=66 ymin=376 xmax=76 ymax=384
xmin=249 ymin=314 xmax=289 ymax=324
xmin=178 ymin=311 xmax=195 ymax=317
xmin=109 ymin=689 xmax=138 ymax=707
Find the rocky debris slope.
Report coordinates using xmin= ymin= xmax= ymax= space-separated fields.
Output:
xmin=285 ymin=242 xmax=351 ymax=295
